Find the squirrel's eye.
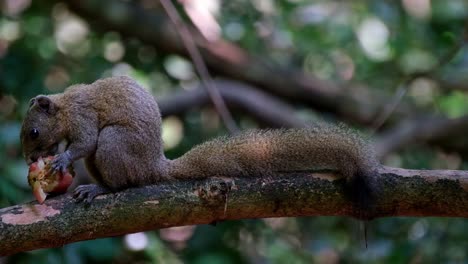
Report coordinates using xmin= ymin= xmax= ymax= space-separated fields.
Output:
xmin=30 ymin=128 xmax=39 ymax=139
xmin=29 ymin=98 xmax=36 ymax=107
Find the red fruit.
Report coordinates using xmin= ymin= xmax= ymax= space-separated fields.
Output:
xmin=32 ymin=181 xmax=47 ymax=204
xmin=27 ymin=156 xmax=75 ymax=204
xmin=51 ymin=171 xmax=74 ymax=193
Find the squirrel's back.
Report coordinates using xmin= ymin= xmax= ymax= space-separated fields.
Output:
xmin=55 ymin=76 xmax=161 ymax=131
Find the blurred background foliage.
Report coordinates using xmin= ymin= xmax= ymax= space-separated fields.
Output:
xmin=1 ymin=0 xmax=468 ymax=263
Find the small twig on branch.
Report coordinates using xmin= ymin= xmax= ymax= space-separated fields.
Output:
xmin=371 ymin=84 xmax=408 ymax=132
xmin=159 ymin=0 xmax=238 ymax=133
xmin=1 ymin=166 xmax=468 ymax=256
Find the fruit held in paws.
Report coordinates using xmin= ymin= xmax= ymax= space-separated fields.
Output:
xmin=28 ymin=156 xmax=75 ymax=203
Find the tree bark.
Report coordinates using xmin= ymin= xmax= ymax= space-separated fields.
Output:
xmin=1 ymin=166 xmax=467 ymax=256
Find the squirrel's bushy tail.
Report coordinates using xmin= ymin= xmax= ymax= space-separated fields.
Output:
xmin=172 ymin=125 xmax=381 ymax=220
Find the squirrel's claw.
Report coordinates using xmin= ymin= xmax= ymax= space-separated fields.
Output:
xmin=74 ymin=184 xmax=110 ymax=204
xmin=51 ymin=151 xmax=72 ymax=173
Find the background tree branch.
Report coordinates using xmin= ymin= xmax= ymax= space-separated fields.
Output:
xmin=156 ymin=79 xmax=468 ymax=158
xmin=158 ymin=79 xmax=308 ymax=128
xmin=375 ymin=115 xmax=468 ymax=158
xmin=1 ymin=166 xmax=467 ymax=256
xmin=57 ymin=0 xmax=468 ymax=158
xmin=60 ymin=0 xmax=416 ymax=126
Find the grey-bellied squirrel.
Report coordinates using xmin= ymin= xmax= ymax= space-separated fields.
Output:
xmin=21 ymin=76 xmax=380 ymax=219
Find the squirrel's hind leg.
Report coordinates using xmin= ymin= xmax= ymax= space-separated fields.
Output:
xmin=94 ymin=125 xmax=154 ymax=189
xmin=73 ymin=184 xmax=110 ymax=204
xmin=74 ymin=125 xmax=141 ymax=203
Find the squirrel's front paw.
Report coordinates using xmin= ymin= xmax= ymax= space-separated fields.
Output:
xmin=51 ymin=151 xmax=72 ymax=173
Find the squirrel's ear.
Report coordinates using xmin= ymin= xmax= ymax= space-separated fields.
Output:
xmin=35 ymin=95 xmax=57 ymax=115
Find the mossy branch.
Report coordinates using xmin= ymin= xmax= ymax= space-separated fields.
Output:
xmin=1 ymin=166 xmax=468 ymax=256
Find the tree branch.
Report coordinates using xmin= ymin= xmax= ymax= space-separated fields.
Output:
xmin=437 ymin=78 xmax=468 ymax=92
xmin=1 ymin=166 xmax=467 ymax=256
xmin=375 ymin=115 xmax=468 ymax=158
xmin=157 ymin=80 xmax=468 ymax=158
xmin=158 ymin=79 xmax=308 ymax=128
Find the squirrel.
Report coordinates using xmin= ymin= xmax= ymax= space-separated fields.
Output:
xmin=21 ymin=76 xmax=381 ymax=219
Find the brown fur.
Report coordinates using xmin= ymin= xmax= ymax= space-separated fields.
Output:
xmin=21 ymin=76 xmax=170 ymax=191
xmin=171 ymin=126 xmax=379 ymax=179
xmin=21 ymin=76 xmax=380 ymax=217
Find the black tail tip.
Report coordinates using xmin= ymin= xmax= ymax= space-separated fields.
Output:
xmin=345 ymin=171 xmax=380 ymax=220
